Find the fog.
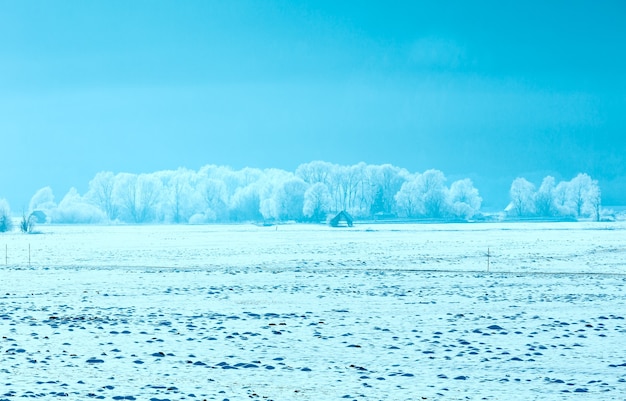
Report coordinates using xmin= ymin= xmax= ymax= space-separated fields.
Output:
xmin=1 ymin=1 xmax=625 ymax=208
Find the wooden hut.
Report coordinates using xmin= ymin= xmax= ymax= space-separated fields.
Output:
xmin=329 ymin=211 xmax=353 ymax=227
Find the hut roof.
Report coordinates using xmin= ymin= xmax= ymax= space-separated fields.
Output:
xmin=329 ymin=210 xmax=353 ymax=227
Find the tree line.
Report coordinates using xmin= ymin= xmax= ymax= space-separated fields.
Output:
xmin=0 ymin=162 xmax=605 ymax=228
xmin=507 ymin=173 xmax=602 ymax=221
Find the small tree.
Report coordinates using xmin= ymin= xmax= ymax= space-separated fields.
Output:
xmin=395 ymin=177 xmax=423 ymax=218
xmin=534 ymin=176 xmax=556 ymax=217
xmin=419 ymin=169 xmax=448 ymax=218
xmin=553 ymin=180 xmax=574 ymax=216
xmin=86 ymin=171 xmax=118 ymax=220
xmin=303 ymin=182 xmax=332 ymax=222
xmin=114 ymin=173 xmax=162 ymax=223
xmin=569 ymin=173 xmax=594 ymax=218
xmin=199 ymin=178 xmax=228 ymax=222
xmin=20 ymin=212 xmax=36 ymax=234
xmin=54 ymin=187 xmax=106 ymax=224
xmin=509 ymin=177 xmax=535 ymax=217
xmin=229 ymin=184 xmax=263 ymax=222
xmin=585 ymin=180 xmax=602 ymax=222
xmin=273 ymin=178 xmax=308 ymax=221
xmin=449 ymin=178 xmax=482 ymax=219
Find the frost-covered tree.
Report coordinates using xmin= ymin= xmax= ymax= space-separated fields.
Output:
xmin=229 ymin=184 xmax=262 ymax=222
xmin=448 ymin=179 xmax=482 ymax=219
xmin=553 ymin=180 xmax=573 ymax=216
xmin=396 ymin=170 xmax=449 ymax=218
xmin=509 ymin=177 xmax=535 ymax=217
xmin=0 ymin=198 xmax=12 ymax=232
xmin=327 ymin=164 xmax=352 ymax=213
xmin=369 ymin=187 xmax=386 ymax=215
xmin=538 ymin=174 xmax=601 ymax=220
xmin=534 ymin=176 xmax=556 ymax=217
xmin=325 ymin=164 xmax=344 ymax=212
xmin=237 ymin=167 xmax=264 ymax=187
xmin=158 ymin=168 xmax=198 ymax=223
xmin=29 ymin=186 xmax=56 ymax=220
xmin=54 ymin=187 xmax=106 ymax=224
xmin=114 ymin=173 xmax=162 ymax=223
xmin=114 ymin=173 xmax=138 ymax=222
xmin=303 ymin=182 xmax=331 ymax=222
xmin=586 ymin=182 xmax=602 ymax=221
xmin=311 ymin=163 xmax=405 ymax=218
xmin=197 ymin=165 xmax=249 ymax=221
xmin=257 ymin=169 xmax=292 ymax=221
xmin=366 ymin=164 xmax=408 ymax=216
xmin=273 ymin=178 xmax=308 ymax=221
xmin=568 ymin=173 xmax=595 ymax=218
xmin=295 ymin=160 xmax=334 ymax=186
xmin=418 ymin=169 xmax=448 ymax=218
xmin=86 ymin=171 xmax=118 ymax=220
xmin=395 ymin=175 xmax=423 ymax=218
xmin=343 ymin=163 xmax=366 ymax=214
xmin=199 ymin=165 xmax=232 ymax=191
xmin=257 ymin=170 xmax=310 ymax=222
xmin=198 ymin=178 xmax=229 ymax=222
xmin=137 ymin=174 xmax=162 ymax=223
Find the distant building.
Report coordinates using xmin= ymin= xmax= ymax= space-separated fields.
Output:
xmin=329 ymin=211 xmax=353 ymax=227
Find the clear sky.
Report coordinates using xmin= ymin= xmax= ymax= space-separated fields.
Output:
xmin=1 ymin=0 xmax=625 ymax=208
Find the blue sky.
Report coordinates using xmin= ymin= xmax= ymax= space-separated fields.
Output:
xmin=1 ymin=0 xmax=625 ymax=207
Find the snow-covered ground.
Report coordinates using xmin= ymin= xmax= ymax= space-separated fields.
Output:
xmin=1 ymin=222 xmax=626 ymax=400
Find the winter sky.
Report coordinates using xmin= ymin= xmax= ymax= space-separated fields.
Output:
xmin=1 ymin=0 xmax=625 ymax=208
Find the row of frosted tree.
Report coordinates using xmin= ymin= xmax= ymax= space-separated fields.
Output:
xmin=0 ymin=162 xmax=604 ymax=227
xmin=507 ymin=173 xmax=602 ymax=221
xmin=18 ymin=162 xmax=483 ymax=224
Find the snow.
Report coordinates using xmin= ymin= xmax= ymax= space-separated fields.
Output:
xmin=1 ymin=222 xmax=626 ymax=400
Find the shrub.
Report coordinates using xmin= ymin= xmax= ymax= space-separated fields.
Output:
xmin=0 ymin=215 xmax=12 ymax=232
xmin=20 ymin=212 xmax=36 ymax=234
xmin=0 ymin=199 xmax=12 ymax=232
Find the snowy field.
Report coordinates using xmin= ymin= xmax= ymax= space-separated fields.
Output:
xmin=2 ymin=222 xmax=626 ymax=400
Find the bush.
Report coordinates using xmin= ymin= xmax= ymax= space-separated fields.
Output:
xmin=0 ymin=215 xmax=12 ymax=232
xmin=20 ymin=212 xmax=36 ymax=234
xmin=52 ymin=203 xmax=106 ymax=224
xmin=0 ymin=199 xmax=13 ymax=232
